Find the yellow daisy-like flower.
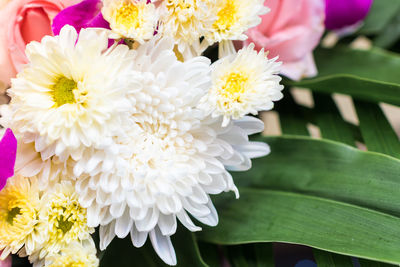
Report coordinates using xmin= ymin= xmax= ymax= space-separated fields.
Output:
xmin=102 ymin=0 xmax=158 ymax=43
xmin=34 ymin=181 xmax=94 ymax=260
xmin=0 ymin=175 xmax=42 ymax=259
xmin=45 ymin=240 xmax=99 ymax=267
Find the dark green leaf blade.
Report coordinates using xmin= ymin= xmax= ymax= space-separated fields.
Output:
xmin=313 ymin=93 xmax=356 ymax=146
xmin=313 ymin=249 xmax=353 ymax=267
xmin=198 ymin=188 xmax=400 ymax=265
xmin=234 ymin=136 xmax=400 ymax=217
xmin=288 ymin=47 xmax=400 ymax=106
xmin=354 ymin=100 xmax=400 ymax=158
xmin=359 ymin=0 xmax=400 ymax=35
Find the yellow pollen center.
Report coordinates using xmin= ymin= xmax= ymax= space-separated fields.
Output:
xmin=6 ymin=207 xmax=21 ymax=225
xmin=52 ymin=77 xmax=77 ymax=107
xmin=57 ymin=214 xmax=74 ymax=234
xmin=115 ymin=3 xmax=141 ymax=29
xmin=220 ymin=72 xmax=248 ymax=102
xmin=214 ymin=2 xmax=238 ymax=31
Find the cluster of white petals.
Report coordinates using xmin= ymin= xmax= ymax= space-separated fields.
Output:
xmin=1 ymin=15 xmax=283 ymax=264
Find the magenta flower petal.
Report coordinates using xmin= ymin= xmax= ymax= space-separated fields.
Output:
xmin=0 ymin=129 xmax=17 ymax=190
xmin=325 ymin=0 xmax=373 ymax=30
xmin=52 ymin=0 xmax=109 ymax=35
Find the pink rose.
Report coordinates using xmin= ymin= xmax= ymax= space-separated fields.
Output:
xmin=245 ymin=0 xmax=325 ymax=81
xmin=0 ymin=0 xmax=80 ymax=92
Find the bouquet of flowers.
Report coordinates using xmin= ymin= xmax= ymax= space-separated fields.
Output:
xmin=1 ymin=0 xmax=400 ymax=266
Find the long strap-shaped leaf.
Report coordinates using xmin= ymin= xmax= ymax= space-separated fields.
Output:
xmin=354 ymin=100 xmax=400 ymax=158
xmin=313 ymin=250 xmax=354 ymax=267
xmin=287 ymin=47 xmax=400 ymax=106
xmin=234 ymin=136 xmax=400 ymax=217
xmin=199 ymin=187 xmax=400 ymax=265
xmin=199 ymin=136 xmax=400 ymax=265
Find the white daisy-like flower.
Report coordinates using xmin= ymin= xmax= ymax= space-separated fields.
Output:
xmin=44 ymin=240 xmax=99 ymax=267
xmin=5 ymin=25 xmax=134 ymax=163
xmin=200 ymin=43 xmax=284 ymax=127
xmin=158 ymin=0 xmax=217 ymax=59
xmin=205 ymin=0 xmax=269 ymax=57
xmin=74 ymin=37 xmax=270 ymax=265
xmin=30 ymin=181 xmax=94 ymax=262
xmin=0 ymin=175 xmax=44 ymax=259
xmin=102 ymin=0 xmax=158 ymax=43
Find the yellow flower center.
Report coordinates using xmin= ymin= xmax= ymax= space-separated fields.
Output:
xmin=115 ymin=2 xmax=141 ymax=30
xmin=219 ymin=72 xmax=248 ymax=103
xmin=52 ymin=77 xmax=77 ymax=107
xmin=6 ymin=207 xmax=21 ymax=225
xmin=47 ymin=197 xmax=90 ymax=247
xmin=214 ymin=1 xmax=238 ymax=32
xmin=57 ymin=214 xmax=74 ymax=234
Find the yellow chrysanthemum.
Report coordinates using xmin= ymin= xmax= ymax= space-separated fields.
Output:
xmin=159 ymin=0 xmax=216 ymax=58
xmin=206 ymin=0 xmax=268 ymax=43
xmin=102 ymin=0 xmax=157 ymax=43
xmin=45 ymin=240 xmax=99 ymax=267
xmin=0 ymin=175 xmax=42 ymax=259
xmin=34 ymin=181 xmax=94 ymax=260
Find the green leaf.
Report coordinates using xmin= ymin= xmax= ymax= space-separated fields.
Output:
xmin=311 ymin=93 xmax=360 ymax=264
xmin=288 ymin=47 xmax=400 ymax=106
xmin=354 ymin=100 xmax=400 ymax=158
xmin=359 ymin=0 xmax=400 ymax=35
xmin=373 ymin=12 xmax=400 ymax=48
xmin=198 ymin=243 xmax=221 ymax=267
xmin=276 ymin=91 xmax=309 ymax=136
xmin=313 ymin=249 xmax=353 ymax=267
xmin=198 ymin=188 xmax=400 ymax=265
xmin=313 ymin=93 xmax=356 ymax=146
xmin=101 ymin=227 xmax=208 ymax=267
xmin=359 ymin=258 xmax=395 ymax=267
xmin=234 ymin=136 xmax=400 ymax=217
xmin=253 ymin=243 xmax=274 ymax=267
xmin=226 ymin=244 xmax=274 ymax=267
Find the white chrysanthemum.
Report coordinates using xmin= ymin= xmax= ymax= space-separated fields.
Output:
xmin=44 ymin=240 xmax=99 ymax=267
xmin=74 ymin=38 xmax=270 ymax=265
xmin=200 ymin=44 xmax=284 ymax=127
xmin=102 ymin=0 xmax=158 ymax=43
xmin=30 ymin=181 xmax=94 ymax=262
xmin=158 ymin=0 xmax=216 ymax=59
xmin=4 ymin=25 xmax=134 ymax=163
xmin=0 ymin=175 xmax=45 ymax=259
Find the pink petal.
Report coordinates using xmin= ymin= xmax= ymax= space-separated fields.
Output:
xmin=0 ymin=129 xmax=17 ymax=190
xmin=52 ymin=0 xmax=109 ymax=35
